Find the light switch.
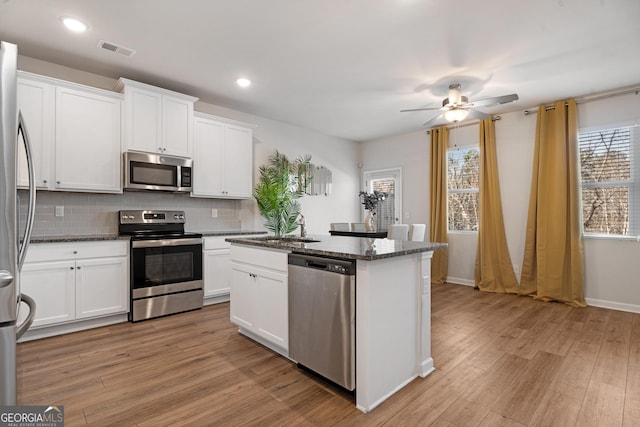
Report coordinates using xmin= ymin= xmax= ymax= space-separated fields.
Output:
xmin=55 ymin=206 xmax=64 ymax=217
xmin=211 ymin=209 xmax=218 ymax=218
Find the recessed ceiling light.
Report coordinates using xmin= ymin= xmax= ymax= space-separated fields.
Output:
xmin=62 ymin=17 xmax=88 ymax=33
xmin=236 ymin=78 xmax=251 ymax=88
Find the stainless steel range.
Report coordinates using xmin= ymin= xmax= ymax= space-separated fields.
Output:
xmin=119 ymin=210 xmax=203 ymax=322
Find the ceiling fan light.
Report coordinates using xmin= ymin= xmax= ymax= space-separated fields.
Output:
xmin=444 ymin=109 xmax=469 ymax=122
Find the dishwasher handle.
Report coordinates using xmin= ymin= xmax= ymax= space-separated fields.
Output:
xmin=306 ymin=261 xmax=329 ymax=270
xmin=288 ymin=253 xmax=356 ymax=275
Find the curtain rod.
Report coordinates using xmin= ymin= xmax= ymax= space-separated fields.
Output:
xmin=523 ymin=84 xmax=640 ymax=115
xmin=425 ymin=115 xmax=501 ymax=135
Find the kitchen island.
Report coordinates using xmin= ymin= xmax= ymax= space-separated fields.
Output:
xmin=226 ymin=234 xmax=446 ymax=413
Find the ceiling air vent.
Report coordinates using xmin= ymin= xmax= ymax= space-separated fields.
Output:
xmin=98 ymin=40 xmax=136 ymax=57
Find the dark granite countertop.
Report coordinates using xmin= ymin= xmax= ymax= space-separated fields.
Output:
xmin=29 ymin=230 xmax=266 ymax=244
xmin=199 ymin=230 xmax=267 ymax=237
xmin=226 ymin=234 xmax=447 ymax=261
xmin=29 ymin=234 xmax=129 ymax=244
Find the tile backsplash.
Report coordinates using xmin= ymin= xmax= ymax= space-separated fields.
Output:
xmin=18 ymin=190 xmax=243 ymax=237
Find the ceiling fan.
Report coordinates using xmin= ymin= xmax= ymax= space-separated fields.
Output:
xmin=401 ymin=83 xmax=519 ymax=126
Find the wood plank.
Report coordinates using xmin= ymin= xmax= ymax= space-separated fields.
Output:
xmin=576 ymin=380 xmax=625 ymax=426
xmin=490 ymin=351 xmax=564 ymax=424
xmin=624 ymin=315 xmax=640 ymax=426
xmin=591 ymin=310 xmax=633 ymax=389
xmin=528 ymin=390 xmax=582 ymax=427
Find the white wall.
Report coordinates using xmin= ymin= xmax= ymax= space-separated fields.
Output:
xmin=362 ymin=91 xmax=640 ymax=313
xmin=358 ymin=129 xmax=430 ymax=225
xmin=17 ymin=55 xmax=361 ymax=235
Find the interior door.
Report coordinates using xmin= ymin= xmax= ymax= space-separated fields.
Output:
xmin=363 ymin=168 xmax=402 ymax=231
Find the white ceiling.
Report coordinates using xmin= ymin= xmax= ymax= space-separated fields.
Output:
xmin=1 ymin=0 xmax=639 ymax=142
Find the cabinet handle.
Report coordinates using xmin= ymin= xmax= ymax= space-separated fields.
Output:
xmin=56 ymin=181 xmax=60 ymax=184
xmin=77 ymin=266 xmax=81 ymax=270
xmin=70 ymin=266 xmax=74 ymax=270
xmin=43 ymin=180 xmax=47 ymax=184
xmin=73 ymin=251 xmax=78 ymax=254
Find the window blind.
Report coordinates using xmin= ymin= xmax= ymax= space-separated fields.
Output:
xmin=579 ymin=126 xmax=638 ymax=236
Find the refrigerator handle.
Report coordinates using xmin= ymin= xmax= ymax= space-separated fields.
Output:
xmin=17 ymin=110 xmax=35 ymax=271
xmin=16 ymin=293 xmax=35 ymax=339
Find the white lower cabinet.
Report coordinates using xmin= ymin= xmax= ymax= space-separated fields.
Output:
xmin=230 ymin=245 xmax=289 ymax=352
xmin=19 ymin=260 xmax=75 ymax=327
xmin=203 ymin=235 xmax=265 ymax=303
xmin=19 ymin=241 xmax=129 ymax=331
xmin=75 ymin=257 xmax=128 ymax=319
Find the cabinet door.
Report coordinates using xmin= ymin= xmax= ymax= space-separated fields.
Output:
xmin=55 ymin=87 xmax=122 ymax=193
xmin=223 ymin=125 xmax=253 ymax=198
xmin=17 ymin=77 xmax=54 ymax=189
xmin=162 ymin=95 xmax=193 ymax=158
xmin=192 ymin=117 xmax=224 ymax=197
xmin=125 ymin=86 xmax=162 ymax=154
xmin=75 ymin=257 xmax=128 ymax=319
xmin=256 ymin=268 xmax=288 ymax=349
xmin=230 ymin=264 xmax=256 ymax=330
xmin=204 ymin=249 xmax=231 ymax=297
xmin=19 ymin=261 xmax=76 ymax=327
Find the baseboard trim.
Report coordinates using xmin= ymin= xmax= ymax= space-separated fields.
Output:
xmin=445 ymin=277 xmax=475 ymax=287
xmin=585 ymin=297 xmax=640 ymax=314
xmin=203 ymin=294 xmax=230 ymax=306
xmin=18 ymin=313 xmax=128 ymax=342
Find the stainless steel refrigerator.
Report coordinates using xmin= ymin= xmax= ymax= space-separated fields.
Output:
xmin=0 ymin=40 xmax=37 ymax=406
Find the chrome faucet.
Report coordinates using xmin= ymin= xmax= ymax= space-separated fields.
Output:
xmin=297 ymin=213 xmax=307 ymax=238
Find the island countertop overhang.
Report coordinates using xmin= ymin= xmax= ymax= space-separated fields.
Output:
xmin=225 ymin=234 xmax=447 ymax=261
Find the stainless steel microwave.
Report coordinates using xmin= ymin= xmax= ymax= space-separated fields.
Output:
xmin=123 ymin=152 xmax=193 ymax=192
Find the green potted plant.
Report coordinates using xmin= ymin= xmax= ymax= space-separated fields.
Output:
xmin=254 ymin=150 xmax=311 ymax=236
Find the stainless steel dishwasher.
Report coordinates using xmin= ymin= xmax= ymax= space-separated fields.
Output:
xmin=288 ymin=253 xmax=356 ymax=391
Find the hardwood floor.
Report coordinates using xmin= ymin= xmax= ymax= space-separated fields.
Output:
xmin=17 ymin=283 xmax=640 ymax=426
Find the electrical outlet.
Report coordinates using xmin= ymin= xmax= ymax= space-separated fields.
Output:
xmin=211 ymin=209 xmax=218 ymax=218
xmin=55 ymin=206 xmax=64 ymax=217
xmin=513 ymin=264 xmax=521 ymax=275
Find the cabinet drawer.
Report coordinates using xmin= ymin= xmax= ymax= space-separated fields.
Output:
xmin=26 ymin=240 xmax=128 ymax=262
xmin=230 ymin=244 xmax=288 ymax=272
xmin=204 ymin=235 xmax=264 ymax=250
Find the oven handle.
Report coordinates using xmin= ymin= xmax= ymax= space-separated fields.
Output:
xmin=132 ymin=238 xmax=203 ymax=248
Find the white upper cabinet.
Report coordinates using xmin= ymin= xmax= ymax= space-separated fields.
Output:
xmin=192 ymin=113 xmax=254 ymax=199
xmin=55 ymin=86 xmax=122 ymax=193
xmin=116 ymin=78 xmax=198 ymax=158
xmin=17 ymin=75 xmax=54 ymax=189
xmin=16 ymin=72 xmax=122 ymax=194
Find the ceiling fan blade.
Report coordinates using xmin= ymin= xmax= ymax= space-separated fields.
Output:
xmin=400 ymin=106 xmax=442 ymax=113
xmin=465 ymin=109 xmax=489 ymax=120
xmin=423 ymin=113 xmax=444 ymax=127
xmin=470 ymin=93 xmax=519 ymax=108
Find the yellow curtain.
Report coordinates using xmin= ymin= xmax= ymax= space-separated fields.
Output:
xmin=474 ymin=119 xmax=519 ymax=293
xmin=430 ymin=127 xmax=449 ymax=284
xmin=520 ymin=99 xmax=586 ymax=307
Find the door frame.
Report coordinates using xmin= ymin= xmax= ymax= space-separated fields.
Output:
xmin=362 ymin=167 xmax=403 ymax=225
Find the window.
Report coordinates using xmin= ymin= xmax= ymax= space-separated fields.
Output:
xmin=447 ymin=147 xmax=479 ymax=231
xmin=580 ymin=125 xmax=639 ymax=236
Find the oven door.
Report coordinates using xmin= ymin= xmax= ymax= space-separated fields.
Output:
xmin=131 ymin=238 xmax=203 ymax=298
